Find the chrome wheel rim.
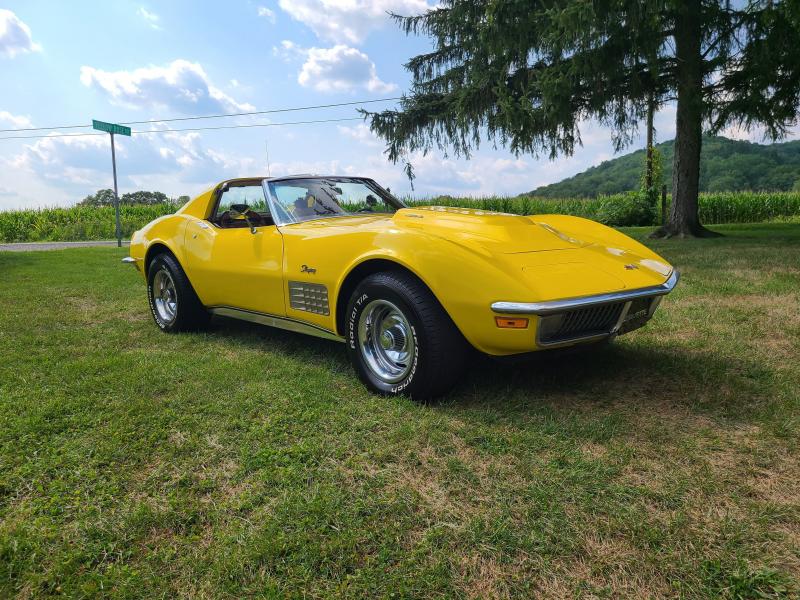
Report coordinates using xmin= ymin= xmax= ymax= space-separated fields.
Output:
xmin=153 ymin=268 xmax=177 ymax=323
xmin=358 ymin=299 xmax=415 ymax=384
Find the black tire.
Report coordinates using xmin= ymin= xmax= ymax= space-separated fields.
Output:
xmin=147 ymin=253 xmax=209 ymax=332
xmin=345 ymin=271 xmax=469 ymax=399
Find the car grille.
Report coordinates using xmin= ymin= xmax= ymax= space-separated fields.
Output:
xmin=538 ymin=302 xmax=626 ymax=344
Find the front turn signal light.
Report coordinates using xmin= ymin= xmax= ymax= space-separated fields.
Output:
xmin=495 ymin=316 xmax=529 ymax=329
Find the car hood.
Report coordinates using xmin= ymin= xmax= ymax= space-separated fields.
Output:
xmin=391 ymin=207 xmax=673 ymax=297
xmin=393 ymin=206 xmax=585 ymax=253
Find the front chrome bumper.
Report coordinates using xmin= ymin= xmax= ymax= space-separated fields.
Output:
xmin=491 ymin=270 xmax=680 ymax=315
xmin=122 ymin=256 xmax=142 ymax=273
xmin=491 ymin=270 xmax=680 ymax=348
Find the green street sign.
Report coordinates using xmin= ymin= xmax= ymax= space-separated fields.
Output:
xmin=92 ymin=119 xmax=131 ymax=136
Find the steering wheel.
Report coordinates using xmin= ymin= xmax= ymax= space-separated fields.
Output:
xmin=244 ymin=208 xmax=263 ymax=224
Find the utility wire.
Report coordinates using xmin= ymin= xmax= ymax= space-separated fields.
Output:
xmin=0 ymin=117 xmax=365 ymax=141
xmin=0 ymin=97 xmax=400 ymax=133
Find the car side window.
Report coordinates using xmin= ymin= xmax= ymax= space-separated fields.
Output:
xmin=212 ymin=185 xmax=274 ymax=229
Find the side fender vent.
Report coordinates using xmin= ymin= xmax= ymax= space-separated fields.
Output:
xmin=288 ymin=281 xmax=330 ymax=315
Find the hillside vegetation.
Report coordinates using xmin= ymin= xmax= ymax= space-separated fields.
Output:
xmin=529 ymin=136 xmax=800 ymax=197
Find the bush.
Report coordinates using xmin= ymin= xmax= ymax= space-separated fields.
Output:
xmin=595 ymin=192 xmax=657 ymax=226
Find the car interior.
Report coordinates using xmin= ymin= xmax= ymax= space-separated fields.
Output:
xmin=217 ymin=204 xmax=273 ymax=228
xmin=212 ymin=183 xmax=274 ymax=228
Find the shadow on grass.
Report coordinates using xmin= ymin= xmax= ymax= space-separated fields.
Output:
xmin=454 ymin=343 xmax=774 ymax=420
xmin=208 ymin=316 xmax=775 ymax=425
xmin=208 ymin=315 xmax=348 ymax=359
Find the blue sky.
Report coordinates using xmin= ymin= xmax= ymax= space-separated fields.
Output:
xmin=0 ymin=1 xmax=794 ymax=210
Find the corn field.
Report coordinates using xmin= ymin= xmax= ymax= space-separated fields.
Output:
xmin=1 ymin=192 xmax=799 ymax=243
xmin=407 ymin=191 xmax=800 ymax=227
xmin=0 ymin=203 xmax=179 ymax=243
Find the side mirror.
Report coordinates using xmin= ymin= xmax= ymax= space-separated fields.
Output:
xmin=227 ymin=208 xmax=257 ymax=234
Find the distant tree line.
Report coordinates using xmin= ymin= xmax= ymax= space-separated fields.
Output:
xmin=79 ymin=189 xmax=191 ymax=207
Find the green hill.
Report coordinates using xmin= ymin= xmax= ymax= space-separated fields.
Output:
xmin=528 ymin=136 xmax=800 ymax=197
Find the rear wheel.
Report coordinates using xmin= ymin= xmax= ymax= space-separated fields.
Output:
xmin=345 ymin=271 xmax=468 ymax=399
xmin=147 ymin=253 xmax=209 ymax=332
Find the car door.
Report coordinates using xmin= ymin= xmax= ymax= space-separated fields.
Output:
xmin=184 ymin=181 xmax=285 ymax=316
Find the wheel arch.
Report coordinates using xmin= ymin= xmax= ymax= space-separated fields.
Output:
xmin=144 ymin=242 xmax=179 ymax=275
xmin=335 ymin=258 xmax=440 ymax=337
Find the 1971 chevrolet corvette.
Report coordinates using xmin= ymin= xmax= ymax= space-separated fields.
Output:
xmin=124 ymin=175 xmax=678 ymax=398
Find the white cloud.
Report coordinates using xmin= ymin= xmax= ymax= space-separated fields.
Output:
xmin=272 ymin=39 xmax=305 ymax=61
xmin=718 ymin=121 xmax=800 ymax=144
xmin=257 ymin=6 xmax=276 ymax=23
xmin=277 ymin=0 xmax=433 ymax=44
xmin=298 ymin=45 xmax=397 ymax=93
xmin=0 ymin=110 xmax=33 ymax=128
xmin=5 ymin=129 xmax=257 ymax=206
xmin=337 ymin=123 xmax=381 ymax=147
xmin=79 ymin=59 xmax=254 ymax=114
xmin=0 ymin=9 xmax=41 ymax=58
xmin=263 ymin=151 xmax=537 ymax=198
xmin=330 ymin=121 xmax=606 ymax=197
xmin=0 ymin=163 xmax=68 ymax=209
xmin=137 ymin=7 xmax=161 ymax=30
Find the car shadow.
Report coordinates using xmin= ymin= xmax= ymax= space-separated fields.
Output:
xmin=207 ymin=315 xmax=350 ymax=362
xmin=448 ymin=343 xmax=776 ymax=426
xmin=207 ymin=316 xmax=775 ymax=425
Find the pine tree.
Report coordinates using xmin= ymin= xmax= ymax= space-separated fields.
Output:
xmin=364 ymin=0 xmax=800 ymax=238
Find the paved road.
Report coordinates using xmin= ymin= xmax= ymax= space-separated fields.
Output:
xmin=0 ymin=241 xmax=129 ymax=252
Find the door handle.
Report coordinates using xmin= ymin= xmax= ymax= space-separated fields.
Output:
xmin=196 ymin=221 xmax=210 ymax=229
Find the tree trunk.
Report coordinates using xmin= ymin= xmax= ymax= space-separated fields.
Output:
xmin=645 ymin=95 xmax=654 ymax=192
xmin=651 ymin=0 xmax=720 ymax=238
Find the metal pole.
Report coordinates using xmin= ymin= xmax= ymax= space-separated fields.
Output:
xmin=110 ymin=132 xmax=121 ymax=247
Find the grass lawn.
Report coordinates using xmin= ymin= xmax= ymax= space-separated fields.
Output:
xmin=1 ymin=223 xmax=798 ymax=598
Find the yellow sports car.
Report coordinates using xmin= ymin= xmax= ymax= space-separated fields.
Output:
xmin=124 ymin=175 xmax=678 ymax=398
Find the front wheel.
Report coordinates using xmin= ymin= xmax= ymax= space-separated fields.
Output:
xmin=147 ymin=253 xmax=209 ymax=332
xmin=345 ymin=271 xmax=468 ymax=399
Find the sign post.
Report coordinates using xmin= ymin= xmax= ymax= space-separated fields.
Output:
xmin=92 ymin=120 xmax=131 ymax=247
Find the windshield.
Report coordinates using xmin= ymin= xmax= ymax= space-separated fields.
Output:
xmin=266 ymin=177 xmax=404 ymax=225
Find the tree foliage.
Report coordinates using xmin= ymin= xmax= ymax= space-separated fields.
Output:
xmin=121 ymin=190 xmax=169 ymax=205
xmin=78 ymin=189 xmax=117 ymax=207
xmin=79 ymin=189 xmax=171 ymax=206
xmin=364 ymin=0 xmax=800 ymax=237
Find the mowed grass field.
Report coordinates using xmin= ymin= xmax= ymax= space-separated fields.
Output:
xmin=1 ymin=224 xmax=798 ymax=598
